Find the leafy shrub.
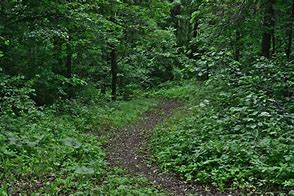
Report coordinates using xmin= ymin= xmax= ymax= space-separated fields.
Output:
xmin=182 ymin=48 xmax=237 ymax=81
xmin=152 ymin=59 xmax=294 ymax=193
xmin=0 ymin=72 xmax=36 ymax=117
xmin=0 ymin=79 xmax=158 ymax=194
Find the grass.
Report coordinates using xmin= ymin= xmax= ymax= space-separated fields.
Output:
xmin=0 ymin=95 xmax=163 ymax=195
xmin=147 ymin=80 xmax=199 ymax=101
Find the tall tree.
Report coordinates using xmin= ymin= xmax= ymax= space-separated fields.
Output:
xmin=261 ymin=0 xmax=276 ymax=58
xmin=286 ymin=1 xmax=294 ymax=60
xmin=111 ymin=46 xmax=117 ymax=101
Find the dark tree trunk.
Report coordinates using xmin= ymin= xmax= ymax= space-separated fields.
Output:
xmin=52 ymin=15 xmax=63 ymax=74
xmin=66 ymin=37 xmax=72 ymax=78
xmin=286 ymin=2 xmax=294 ymax=60
xmin=100 ymin=48 xmax=107 ymax=95
xmin=111 ymin=46 xmax=117 ymax=101
xmin=53 ymin=37 xmax=63 ymax=74
xmin=189 ymin=20 xmax=199 ymax=59
xmin=261 ymin=0 xmax=275 ymax=58
xmin=101 ymin=81 xmax=106 ymax=95
xmin=66 ymin=38 xmax=73 ymax=99
xmin=234 ymin=30 xmax=242 ymax=61
xmin=272 ymin=30 xmax=276 ymax=55
xmin=170 ymin=3 xmax=182 ymax=46
xmin=192 ymin=20 xmax=199 ymax=38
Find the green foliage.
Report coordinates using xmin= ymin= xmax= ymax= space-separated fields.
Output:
xmin=151 ymin=59 xmax=294 ymax=193
xmin=0 ymin=0 xmax=176 ymax=104
xmin=0 ymin=83 xmax=158 ymax=194
xmin=147 ymin=80 xmax=198 ymax=100
xmin=122 ymin=29 xmax=178 ymax=88
xmin=95 ymin=169 xmax=166 ymax=195
xmin=0 ymin=72 xmax=36 ymax=117
xmin=1 ymin=0 xmax=294 ymax=194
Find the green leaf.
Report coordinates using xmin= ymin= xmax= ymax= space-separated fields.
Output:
xmin=75 ymin=166 xmax=95 ymax=175
xmin=62 ymin=137 xmax=82 ymax=149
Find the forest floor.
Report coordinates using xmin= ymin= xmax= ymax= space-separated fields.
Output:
xmin=104 ymin=99 xmax=237 ymax=196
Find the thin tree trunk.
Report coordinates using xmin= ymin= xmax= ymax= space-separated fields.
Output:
xmin=192 ymin=20 xmax=199 ymax=39
xmin=101 ymin=81 xmax=106 ymax=95
xmin=234 ymin=30 xmax=242 ymax=61
xmin=53 ymin=37 xmax=63 ymax=73
xmin=66 ymin=38 xmax=72 ymax=78
xmin=261 ymin=0 xmax=275 ymax=58
xmin=190 ymin=20 xmax=199 ymax=59
xmin=111 ymin=46 xmax=117 ymax=101
xmin=66 ymin=37 xmax=73 ymax=99
xmin=286 ymin=1 xmax=294 ymax=60
xmin=272 ymin=28 xmax=276 ymax=55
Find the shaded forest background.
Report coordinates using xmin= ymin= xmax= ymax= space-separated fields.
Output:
xmin=1 ymin=0 xmax=293 ymax=105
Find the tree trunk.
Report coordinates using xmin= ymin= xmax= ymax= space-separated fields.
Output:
xmin=272 ymin=30 xmax=276 ymax=55
xmin=53 ymin=37 xmax=63 ymax=74
xmin=286 ymin=2 xmax=294 ymax=60
xmin=111 ymin=46 xmax=117 ymax=101
xmin=66 ymin=51 xmax=72 ymax=78
xmin=66 ymin=38 xmax=73 ymax=99
xmin=261 ymin=0 xmax=275 ymax=58
xmin=66 ymin=39 xmax=72 ymax=78
xmin=234 ymin=30 xmax=242 ymax=61
xmin=101 ymin=81 xmax=106 ymax=95
xmin=189 ymin=20 xmax=199 ymax=59
xmin=170 ymin=3 xmax=182 ymax=45
xmin=192 ymin=20 xmax=199 ymax=39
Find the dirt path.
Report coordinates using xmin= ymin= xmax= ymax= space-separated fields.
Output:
xmin=105 ymin=100 xmax=234 ymax=196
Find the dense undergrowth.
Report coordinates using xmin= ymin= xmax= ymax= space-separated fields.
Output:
xmin=151 ymin=59 xmax=294 ymax=194
xmin=2 ymin=0 xmax=294 ymax=195
xmin=0 ymin=80 xmax=162 ymax=195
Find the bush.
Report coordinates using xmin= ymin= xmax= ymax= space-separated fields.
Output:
xmin=0 ymin=76 xmax=158 ymax=194
xmin=151 ymin=59 xmax=294 ymax=193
